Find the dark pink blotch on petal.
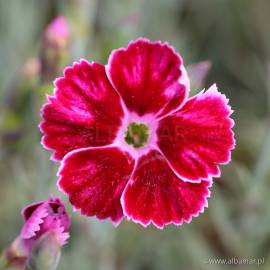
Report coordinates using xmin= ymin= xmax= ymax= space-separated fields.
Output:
xmin=22 ymin=202 xmax=44 ymax=221
xmin=58 ymin=147 xmax=135 ymax=224
xmin=107 ymin=38 xmax=189 ymax=116
xmin=157 ymin=84 xmax=235 ymax=182
xmin=40 ymin=60 xmax=124 ymax=161
xmin=122 ymin=150 xmax=211 ymax=229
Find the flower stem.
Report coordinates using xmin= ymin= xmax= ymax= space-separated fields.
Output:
xmin=0 ymin=252 xmax=9 ymax=270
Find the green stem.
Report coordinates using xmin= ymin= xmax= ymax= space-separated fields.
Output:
xmin=0 ymin=252 xmax=9 ymax=270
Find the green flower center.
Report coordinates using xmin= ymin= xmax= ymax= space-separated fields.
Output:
xmin=124 ymin=122 xmax=149 ymax=148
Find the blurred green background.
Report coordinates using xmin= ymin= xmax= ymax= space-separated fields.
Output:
xmin=1 ymin=0 xmax=270 ymax=269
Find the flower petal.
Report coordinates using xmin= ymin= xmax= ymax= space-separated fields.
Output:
xmin=157 ymin=84 xmax=235 ymax=182
xmin=122 ymin=150 xmax=211 ymax=229
xmin=47 ymin=197 xmax=70 ymax=233
xmin=21 ymin=203 xmax=49 ymax=239
xmin=40 ymin=60 xmax=124 ymax=161
xmin=107 ymin=38 xmax=189 ymax=117
xmin=58 ymin=147 xmax=135 ymax=224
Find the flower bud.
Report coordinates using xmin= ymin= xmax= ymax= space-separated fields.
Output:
xmin=44 ymin=16 xmax=69 ymax=49
xmin=2 ymin=197 xmax=70 ymax=269
xmin=40 ymin=16 xmax=70 ymax=83
xmin=25 ymin=232 xmax=61 ymax=270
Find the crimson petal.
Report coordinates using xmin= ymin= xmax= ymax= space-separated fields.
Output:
xmin=122 ymin=150 xmax=211 ymax=229
xmin=40 ymin=60 xmax=124 ymax=161
xmin=58 ymin=147 xmax=134 ymax=224
xmin=157 ymin=84 xmax=235 ymax=182
xmin=107 ymin=38 xmax=189 ymax=117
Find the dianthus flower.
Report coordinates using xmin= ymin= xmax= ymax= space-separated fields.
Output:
xmin=45 ymin=16 xmax=69 ymax=45
xmin=3 ymin=197 xmax=70 ymax=268
xmin=40 ymin=38 xmax=235 ymax=228
xmin=19 ymin=197 xmax=70 ymax=250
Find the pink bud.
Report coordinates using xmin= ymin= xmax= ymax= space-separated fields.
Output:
xmin=0 ymin=198 xmax=70 ymax=269
xmin=45 ymin=16 xmax=69 ymax=42
xmin=20 ymin=197 xmax=70 ymax=254
xmin=41 ymin=16 xmax=70 ymax=83
xmin=3 ymin=197 xmax=70 ymax=268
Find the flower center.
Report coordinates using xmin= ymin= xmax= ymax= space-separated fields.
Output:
xmin=124 ymin=122 xmax=149 ymax=148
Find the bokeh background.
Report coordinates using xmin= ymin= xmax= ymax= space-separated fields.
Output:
xmin=1 ymin=0 xmax=270 ymax=269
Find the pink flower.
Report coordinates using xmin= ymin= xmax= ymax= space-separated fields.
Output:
xmin=19 ymin=197 xmax=70 ymax=254
xmin=45 ymin=16 xmax=69 ymax=42
xmin=40 ymin=38 xmax=235 ymax=229
xmin=3 ymin=198 xmax=70 ymax=268
xmin=41 ymin=16 xmax=70 ymax=83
